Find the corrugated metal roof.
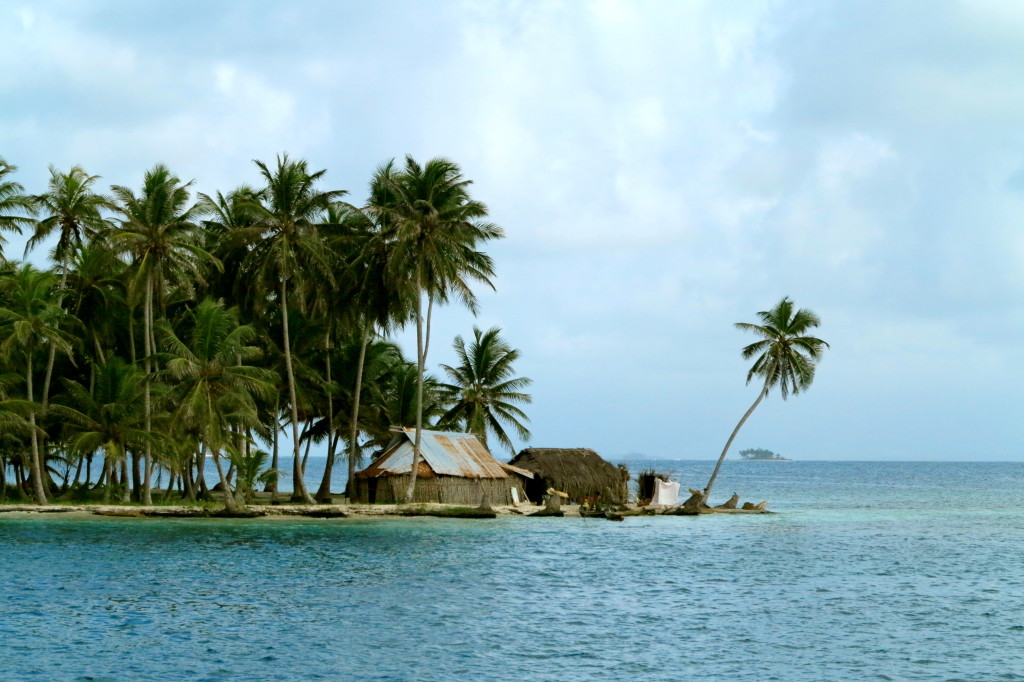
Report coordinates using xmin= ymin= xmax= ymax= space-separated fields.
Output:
xmin=358 ymin=429 xmax=509 ymax=479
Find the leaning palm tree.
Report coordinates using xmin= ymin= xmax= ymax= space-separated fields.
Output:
xmin=438 ymin=326 xmax=532 ymax=455
xmin=109 ymin=164 xmax=211 ymax=505
xmin=382 ymin=156 xmax=503 ymax=502
xmin=241 ymin=154 xmax=346 ymax=503
xmin=157 ymin=298 xmax=276 ymax=513
xmin=0 ymin=157 xmax=36 ymax=260
xmin=702 ymin=297 xmax=829 ymax=504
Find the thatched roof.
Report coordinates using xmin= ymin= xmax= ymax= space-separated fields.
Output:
xmin=508 ymin=448 xmax=628 ymax=504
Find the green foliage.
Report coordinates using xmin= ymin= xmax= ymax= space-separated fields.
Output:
xmin=0 ymin=157 xmax=36 ymax=257
xmin=739 ymin=448 xmax=785 ymax=460
xmin=438 ymin=326 xmax=532 ymax=455
xmin=228 ymin=448 xmax=277 ymax=504
xmin=0 ymin=152 xmax=506 ymax=507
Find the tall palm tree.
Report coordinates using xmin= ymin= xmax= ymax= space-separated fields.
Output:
xmin=242 ymin=154 xmax=346 ymax=503
xmin=27 ymin=165 xmax=112 ymax=409
xmin=383 ymin=156 xmax=503 ymax=502
xmin=0 ymin=158 xmax=36 ymax=260
xmin=439 ymin=326 xmax=532 ymax=455
xmin=334 ymin=177 xmax=413 ymax=499
xmin=158 ymin=298 xmax=276 ymax=513
xmin=0 ymin=264 xmax=76 ymax=504
xmin=109 ymin=164 xmax=211 ymax=504
xmin=702 ymin=297 xmax=829 ymax=504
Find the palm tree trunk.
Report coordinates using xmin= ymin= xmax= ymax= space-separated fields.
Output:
xmin=300 ymin=425 xmax=313 ymax=473
xmin=182 ymin=453 xmax=197 ymax=502
xmin=405 ymin=278 xmax=426 ymax=504
xmin=141 ymin=277 xmax=155 ymax=505
xmin=101 ymin=457 xmax=112 ymax=503
xmin=316 ymin=331 xmax=337 ymax=503
xmin=345 ymin=327 xmax=370 ymax=499
xmin=119 ymin=458 xmax=130 ymax=503
xmin=71 ymin=452 xmax=84 ymax=488
xmin=26 ymin=353 xmax=48 ymax=505
xmin=265 ymin=396 xmax=280 ymax=493
xmin=704 ymin=387 xmax=768 ymax=503
xmin=196 ymin=449 xmax=209 ymax=499
xmin=210 ymin=447 xmax=239 ymax=514
xmin=281 ymin=277 xmax=313 ymax=503
xmin=40 ymin=266 xmax=69 ymax=410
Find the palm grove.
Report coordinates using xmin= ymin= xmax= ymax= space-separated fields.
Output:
xmin=0 ymin=154 xmax=533 ymax=509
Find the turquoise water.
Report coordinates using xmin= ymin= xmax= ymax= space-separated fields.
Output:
xmin=3 ymin=461 xmax=1024 ymax=681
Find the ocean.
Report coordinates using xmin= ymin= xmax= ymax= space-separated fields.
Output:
xmin=2 ymin=460 xmax=1024 ymax=681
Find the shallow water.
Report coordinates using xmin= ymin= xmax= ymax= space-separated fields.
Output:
xmin=3 ymin=461 xmax=1024 ymax=680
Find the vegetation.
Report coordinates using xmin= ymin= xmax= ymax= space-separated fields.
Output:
xmin=438 ymin=325 xmax=532 ymax=455
xmin=0 ymin=153 xmax=527 ymax=511
xmin=702 ymin=297 xmax=828 ymax=504
xmin=739 ymin=448 xmax=788 ymax=461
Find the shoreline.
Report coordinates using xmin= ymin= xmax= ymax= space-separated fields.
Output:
xmin=0 ymin=501 xmax=771 ymax=519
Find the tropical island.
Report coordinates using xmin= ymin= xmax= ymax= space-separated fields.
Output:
xmin=739 ymin=448 xmax=791 ymax=461
xmin=0 ymin=154 xmax=825 ymax=518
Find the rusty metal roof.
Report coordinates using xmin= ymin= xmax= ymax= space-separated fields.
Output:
xmin=357 ymin=429 xmax=510 ymax=479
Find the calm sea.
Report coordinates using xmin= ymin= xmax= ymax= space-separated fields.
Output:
xmin=2 ymin=460 xmax=1024 ymax=681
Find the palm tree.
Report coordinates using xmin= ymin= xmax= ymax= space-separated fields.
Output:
xmin=0 ymin=158 xmax=36 ymax=260
xmin=27 ymin=165 xmax=112 ymax=409
xmin=242 ymin=154 xmax=346 ymax=503
xmin=702 ymin=297 xmax=829 ymax=504
xmin=109 ymin=164 xmax=211 ymax=504
xmin=51 ymin=357 xmax=151 ymax=503
xmin=0 ymin=264 xmax=76 ymax=504
xmin=439 ymin=326 xmax=532 ymax=455
xmin=157 ymin=298 xmax=276 ymax=513
xmin=382 ymin=156 xmax=503 ymax=502
xmin=332 ymin=179 xmax=413 ymax=500
xmin=27 ymin=165 xmax=111 ymax=267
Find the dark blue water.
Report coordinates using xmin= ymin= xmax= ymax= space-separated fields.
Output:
xmin=3 ymin=461 xmax=1024 ymax=681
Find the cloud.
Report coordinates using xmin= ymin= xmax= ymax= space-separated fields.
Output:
xmin=3 ymin=0 xmax=1024 ymax=459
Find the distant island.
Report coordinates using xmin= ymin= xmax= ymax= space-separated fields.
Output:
xmin=739 ymin=448 xmax=791 ymax=461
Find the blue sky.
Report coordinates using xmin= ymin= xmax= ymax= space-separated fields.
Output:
xmin=3 ymin=1 xmax=1023 ymax=460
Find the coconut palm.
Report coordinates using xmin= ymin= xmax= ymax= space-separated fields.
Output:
xmin=157 ymin=298 xmax=276 ymax=513
xmin=51 ymin=357 xmax=151 ymax=503
xmin=241 ymin=154 xmax=346 ymax=503
xmin=0 ymin=264 xmax=77 ymax=504
xmin=27 ymin=165 xmax=113 ymax=409
xmin=109 ymin=164 xmax=211 ymax=504
xmin=382 ymin=156 xmax=503 ymax=502
xmin=702 ymin=297 xmax=829 ymax=504
xmin=0 ymin=158 xmax=36 ymax=260
xmin=438 ymin=326 xmax=532 ymax=455
xmin=331 ymin=182 xmax=413 ymax=499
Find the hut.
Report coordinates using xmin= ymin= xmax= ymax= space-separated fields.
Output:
xmin=354 ymin=428 xmax=530 ymax=505
xmin=508 ymin=448 xmax=629 ymax=505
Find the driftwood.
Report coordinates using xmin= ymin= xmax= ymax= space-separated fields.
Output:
xmin=715 ymin=493 xmax=739 ymax=510
xmin=741 ymin=501 xmax=768 ymax=511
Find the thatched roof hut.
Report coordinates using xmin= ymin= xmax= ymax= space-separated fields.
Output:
xmin=354 ymin=429 xmax=529 ymax=505
xmin=508 ymin=448 xmax=629 ymax=505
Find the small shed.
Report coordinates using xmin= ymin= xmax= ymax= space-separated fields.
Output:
xmin=508 ymin=448 xmax=629 ymax=505
xmin=354 ymin=428 xmax=530 ymax=505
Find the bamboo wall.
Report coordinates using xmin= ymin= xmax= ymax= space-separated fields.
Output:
xmin=354 ymin=475 xmax=526 ymax=506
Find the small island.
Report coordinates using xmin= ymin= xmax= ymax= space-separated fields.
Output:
xmin=739 ymin=448 xmax=791 ymax=461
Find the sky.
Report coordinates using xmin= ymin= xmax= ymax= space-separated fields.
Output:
xmin=2 ymin=0 xmax=1023 ymax=461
